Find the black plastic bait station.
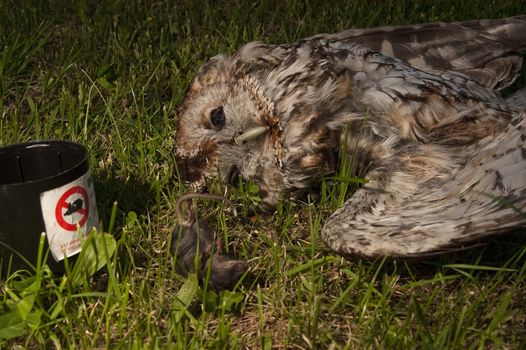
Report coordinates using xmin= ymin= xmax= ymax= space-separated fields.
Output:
xmin=0 ymin=141 xmax=99 ymax=273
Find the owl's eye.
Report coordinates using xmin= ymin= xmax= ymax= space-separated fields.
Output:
xmin=210 ymin=107 xmax=225 ymax=129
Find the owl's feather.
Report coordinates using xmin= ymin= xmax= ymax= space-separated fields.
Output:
xmin=326 ymin=15 xmax=526 ymax=90
xmin=175 ymin=16 xmax=526 ymax=258
xmin=323 ymin=112 xmax=526 ymax=257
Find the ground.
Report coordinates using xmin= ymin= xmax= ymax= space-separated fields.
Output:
xmin=1 ymin=0 xmax=525 ymax=348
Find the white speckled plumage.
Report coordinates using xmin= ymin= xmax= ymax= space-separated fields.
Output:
xmin=175 ymin=16 xmax=526 ymax=258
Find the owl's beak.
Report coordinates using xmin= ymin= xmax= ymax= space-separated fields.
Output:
xmin=235 ymin=126 xmax=268 ymax=144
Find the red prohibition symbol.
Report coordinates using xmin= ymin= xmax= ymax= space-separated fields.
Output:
xmin=55 ymin=186 xmax=89 ymax=231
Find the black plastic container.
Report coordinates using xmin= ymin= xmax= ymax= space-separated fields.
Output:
xmin=0 ymin=140 xmax=99 ymax=274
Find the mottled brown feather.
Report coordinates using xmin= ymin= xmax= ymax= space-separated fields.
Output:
xmin=175 ymin=16 xmax=526 ymax=258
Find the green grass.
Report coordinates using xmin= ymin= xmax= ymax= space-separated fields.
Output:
xmin=1 ymin=0 xmax=526 ymax=348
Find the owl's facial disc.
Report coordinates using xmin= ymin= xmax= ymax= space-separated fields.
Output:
xmin=175 ymin=69 xmax=283 ymax=206
xmin=175 ymin=96 xmax=272 ymax=189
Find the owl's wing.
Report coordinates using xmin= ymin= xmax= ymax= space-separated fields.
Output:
xmin=324 ymin=15 xmax=526 ymax=90
xmin=321 ymin=112 xmax=526 ymax=258
xmin=334 ymin=46 xmax=511 ymax=145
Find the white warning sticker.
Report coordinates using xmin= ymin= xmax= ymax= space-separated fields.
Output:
xmin=40 ymin=171 xmax=99 ymax=261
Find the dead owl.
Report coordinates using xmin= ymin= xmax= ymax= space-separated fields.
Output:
xmin=174 ymin=15 xmax=526 ymax=258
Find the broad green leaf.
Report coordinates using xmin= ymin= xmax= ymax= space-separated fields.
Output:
xmin=70 ymin=232 xmax=116 ymax=285
xmin=25 ymin=310 xmax=42 ymax=331
xmin=199 ymin=289 xmax=219 ymax=313
xmin=172 ymin=274 xmax=198 ymax=323
xmin=14 ymin=294 xmax=35 ymax=320
xmin=14 ymin=279 xmax=41 ymax=320
xmin=219 ymin=290 xmax=244 ymax=312
xmin=0 ymin=312 xmax=27 ymax=339
xmin=12 ymin=276 xmax=37 ymax=291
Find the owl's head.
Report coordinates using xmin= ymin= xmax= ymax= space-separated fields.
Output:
xmin=174 ymin=48 xmax=287 ymax=208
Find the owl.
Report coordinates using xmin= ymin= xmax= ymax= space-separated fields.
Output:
xmin=174 ymin=15 xmax=526 ymax=258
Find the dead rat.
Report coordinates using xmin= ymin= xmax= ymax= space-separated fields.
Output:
xmin=171 ymin=193 xmax=248 ymax=290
